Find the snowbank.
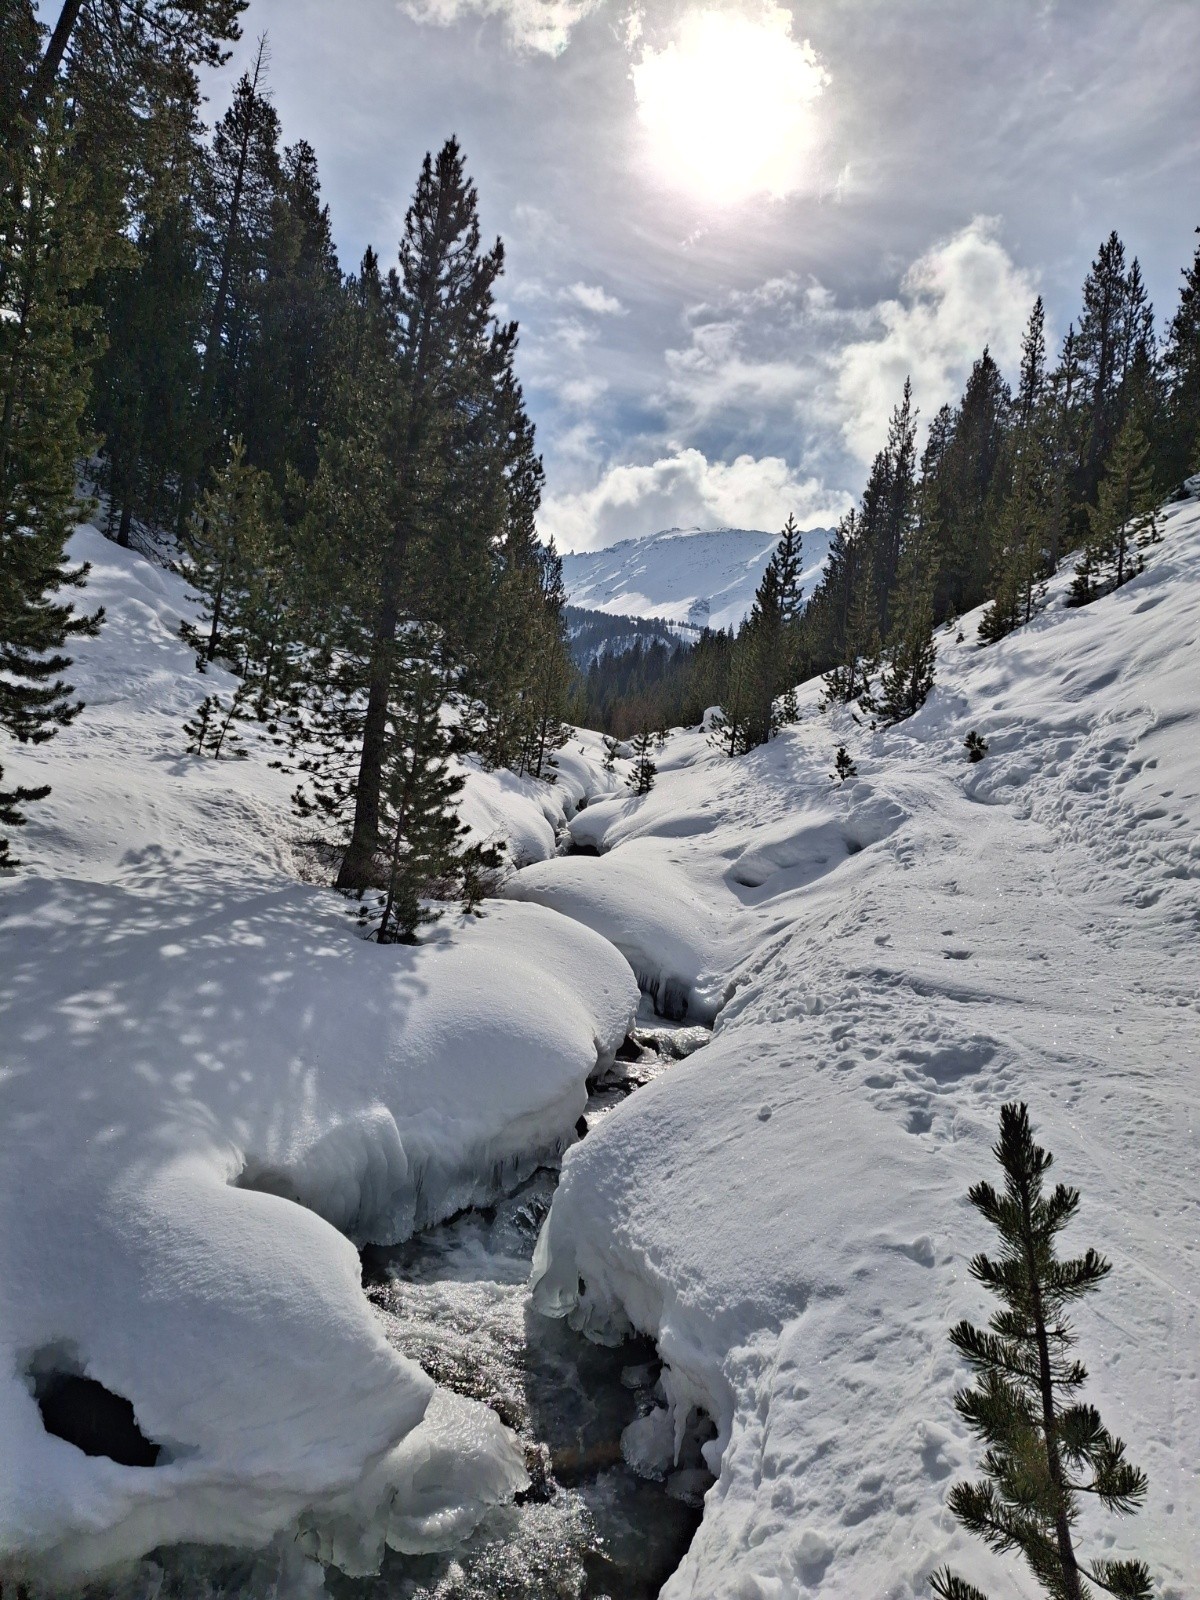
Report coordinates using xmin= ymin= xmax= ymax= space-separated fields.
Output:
xmin=533 ymin=495 xmax=1200 ymax=1598
xmin=0 ymin=528 xmax=639 ymax=1582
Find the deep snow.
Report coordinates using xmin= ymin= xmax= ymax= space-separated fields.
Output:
xmin=561 ymin=525 xmax=833 ymax=634
xmin=527 ymin=491 xmax=1200 ymax=1598
xmin=3 ymin=490 xmax=1198 ymax=1597
xmin=0 ymin=530 xmax=639 ymax=1583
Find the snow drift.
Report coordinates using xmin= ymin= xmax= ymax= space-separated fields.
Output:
xmin=0 ymin=529 xmax=639 ymax=1583
xmin=532 ymin=491 xmax=1200 ymax=1598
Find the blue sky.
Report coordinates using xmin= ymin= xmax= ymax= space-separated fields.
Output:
xmin=203 ymin=0 xmax=1200 ymax=549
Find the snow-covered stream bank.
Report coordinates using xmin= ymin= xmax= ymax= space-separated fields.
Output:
xmin=70 ymin=1015 xmax=714 ymax=1600
xmin=4 ymin=494 xmax=1199 ymax=1598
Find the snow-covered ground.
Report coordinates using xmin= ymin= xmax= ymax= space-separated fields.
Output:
xmin=523 ymin=491 xmax=1200 ymax=1598
xmin=3 ymin=492 xmax=1198 ymax=1597
xmin=562 ymin=525 xmax=833 ymax=633
xmin=0 ymin=529 xmax=638 ymax=1584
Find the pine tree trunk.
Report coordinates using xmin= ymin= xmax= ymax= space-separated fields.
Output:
xmin=336 ymin=596 xmax=396 ymax=890
xmin=24 ymin=0 xmax=85 ymax=121
xmin=1022 ymin=1184 xmax=1084 ymax=1600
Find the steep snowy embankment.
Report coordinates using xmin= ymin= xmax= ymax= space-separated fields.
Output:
xmin=0 ymin=529 xmax=639 ymax=1584
xmin=523 ymin=493 xmax=1200 ymax=1598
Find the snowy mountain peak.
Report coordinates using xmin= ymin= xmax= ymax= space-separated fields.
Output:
xmin=562 ymin=525 xmax=834 ymax=633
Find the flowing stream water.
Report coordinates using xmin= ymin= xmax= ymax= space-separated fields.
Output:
xmin=85 ymin=1008 xmax=713 ymax=1600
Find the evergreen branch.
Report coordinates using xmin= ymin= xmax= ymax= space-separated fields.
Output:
xmin=930 ymin=1568 xmax=990 ymax=1600
xmin=1082 ymin=1559 xmax=1154 ymax=1600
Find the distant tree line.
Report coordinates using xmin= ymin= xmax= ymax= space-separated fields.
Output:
xmin=0 ymin=2 xmax=575 ymax=930
xmin=592 ymin=229 xmax=1200 ymax=748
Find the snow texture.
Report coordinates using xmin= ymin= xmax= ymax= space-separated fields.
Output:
xmin=0 ymin=529 xmax=639 ymax=1583
xmin=533 ymin=493 xmax=1200 ymax=1598
xmin=562 ymin=525 xmax=833 ymax=634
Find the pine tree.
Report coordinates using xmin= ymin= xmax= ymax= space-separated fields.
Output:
xmin=627 ymin=726 xmax=657 ymax=795
xmin=0 ymin=92 xmax=106 ymax=866
xmin=191 ymin=42 xmax=282 ymax=503
xmin=1159 ymin=228 xmax=1200 ymax=486
xmin=964 ymin=730 xmax=989 ymax=763
xmin=932 ymin=1102 xmax=1152 ymax=1600
xmin=1069 ymin=414 xmax=1159 ymax=605
xmin=1074 ymin=233 xmax=1156 ymax=510
xmin=980 ymin=306 xmax=1053 ymax=642
xmin=822 ymin=548 xmax=879 ymax=710
xmin=926 ymin=351 xmax=1011 ymax=619
xmin=19 ymin=1 xmax=245 ymax=131
xmin=830 ymin=746 xmax=856 ymax=783
xmin=239 ymin=137 xmax=342 ymax=487
xmin=336 ymin=140 xmax=512 ymax=890
xmin=374 ymin=636 xmax=475 ymax=945
xmin=876 ymin=518 xmax=937 ymax=726
xmin=179 ymin=437 xmax=280 ymax=672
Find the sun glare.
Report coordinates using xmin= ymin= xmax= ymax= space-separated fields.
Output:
xmin=631 ymin=4 xmax=829 ymax=205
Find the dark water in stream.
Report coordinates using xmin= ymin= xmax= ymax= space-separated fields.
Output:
xmin=80 ymin=1013 xmax=713 ymax=1600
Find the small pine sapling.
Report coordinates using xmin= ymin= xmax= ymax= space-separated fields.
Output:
xmin=964 ymin=731 xmax=989 ymax=764
xmin=184 ymin=686 xmax=251 ymax=760
xmin=831 ymin=746 xmax=857 ymax=783
xmin=932 ymin=1102 xmax=1153 ymax=1600
xmin=602 ymin=734 xmax=621 ymax=773
xmin=628 ymin=726 xmax=657 ymax=795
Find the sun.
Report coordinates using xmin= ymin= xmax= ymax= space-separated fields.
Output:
xmin=631 ymin=4 xmax=829 ymax=205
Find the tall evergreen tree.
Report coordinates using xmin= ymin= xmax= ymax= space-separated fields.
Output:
xmin=932 ymin=1103 xmax=1152 ymax=1600
xmin=1074 ymin=233 xmax=1156 ymax=510
xmin=980 ymin=301 xmax=1052 ymax=643
xmin=0 ymin=92 xmax=106 ymax=865
xmin=336 ymin=139 xmax=516 ymax=890
xmin=191 ymin=42 xmax=282 ymax=503
xmin=1159 ymin=227 xmax=1200 ymax=485
xmin=927 ymin=351 xmax=1011 ymax=618
xmin=239 ymin=138 xmax=342 ymax=487
xmin=863 ymin=378 xmax=920 ymax=631
xmin=1069 ymin=413 xmax=1159 ymax=605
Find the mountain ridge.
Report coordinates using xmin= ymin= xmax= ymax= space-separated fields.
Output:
xmin=561 ymin=524 xmax=835 ymax=634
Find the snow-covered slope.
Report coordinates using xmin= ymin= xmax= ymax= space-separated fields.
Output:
xmin=562 ymin=525 xmax=834 ymax=633
xmin=0 ymin=530 xmax=638 ymax=1584
xmin=518 ymin=492 xmax=1200 ymax=1599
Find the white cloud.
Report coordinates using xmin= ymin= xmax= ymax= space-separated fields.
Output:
xmin=833 ymin=217 xmax=1038 ymax=464
xmin=557 ymin=374 xmax=609 ymax=407
xmin=539 ymin=447 xmax=851 ymax=551
xmin=562 ymin=281 xmax=626 ymax=315
xmin=397 ymin=0 xmax=601 ymax=56
xmin=631 ymin=4 xmax=830 ymax=203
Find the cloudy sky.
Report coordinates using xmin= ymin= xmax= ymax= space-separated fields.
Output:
xmin=205 ymin=0 xmax=1199 ymax=551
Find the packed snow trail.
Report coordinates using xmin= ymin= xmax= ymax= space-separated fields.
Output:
xmin=516 ymin=492 xmax=1200 ymax=1599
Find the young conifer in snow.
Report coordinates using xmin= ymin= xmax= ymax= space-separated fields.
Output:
xmin=1069 ymin=413 xmax=1160 ymax=606
xmin=876 ymin=516 xmax=937 ymax=726
xmin=831 ymin=745 xmax=857 ymax=783
xmin=602 ymin=733 xmax=621 ymax=772
xmin=627 ymin=726 xmax=657 ymax=795
xmin=179 ymin=437 xmax=280 ymax=669
xmin=932 ymin=1102 xmax=1152 ymax=1600
xmin=373 ymin=635 xmax=488 ymax=944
